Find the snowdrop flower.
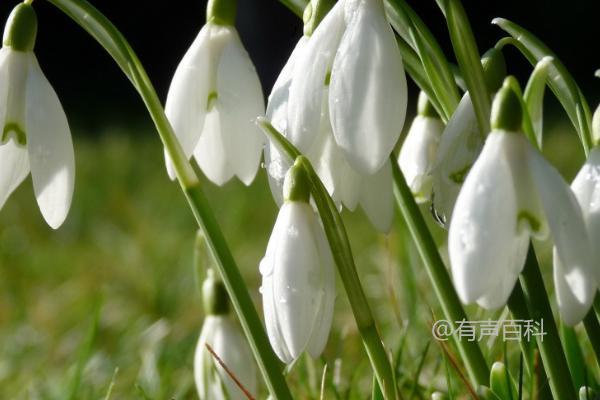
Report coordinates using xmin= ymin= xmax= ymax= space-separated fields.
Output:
xmin=260 ymin=160 xmax=335 ymax=363
xmin=164 ymin=0 xmax=264 ymax=186
xmin=431 ymin=49 xmax=506 ymax=225
xmin=555 ymin=145 xmax=600 ymax=325
xmin=264 ymin=0 xmax=394 ymax=232
xmin=0 ymin=3 xmax=74 ymax=229
xmin=398 ymin=92 xmax=444 ymax=203
xmin=287 ymin=0 xmax=407 ymax=175
xmin=449 ymin=79 xmax=593 ymax=312
xmin=195 ymin=270 xmax=257 ymax=399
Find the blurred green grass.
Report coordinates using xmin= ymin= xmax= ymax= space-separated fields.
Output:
xmin=0 ymin=119 xmax=591 ymax=398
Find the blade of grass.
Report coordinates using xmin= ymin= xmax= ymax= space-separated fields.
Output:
xmin=67 ymin=299 xmax=101 ymax=400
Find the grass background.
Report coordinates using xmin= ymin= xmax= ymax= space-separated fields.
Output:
xmin=0 ymin=117 xmax=593 ymax=398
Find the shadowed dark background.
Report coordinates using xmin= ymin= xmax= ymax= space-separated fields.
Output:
xmin=0 ymin=0 xmax=598 ymax=133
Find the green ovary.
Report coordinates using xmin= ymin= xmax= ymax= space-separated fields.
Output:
xmin=2 ymin=122 xmax=27 ymax=146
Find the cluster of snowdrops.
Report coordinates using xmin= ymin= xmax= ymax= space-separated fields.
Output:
xmin=0 ymin=0 xmax=599 ymax=398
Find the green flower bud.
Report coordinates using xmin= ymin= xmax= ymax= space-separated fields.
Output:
xmin=482 ymin=48 xmax=507 ymax=94
xmin=283 ymin=157 xmax=311 ymax=203
xmin=3 ymin=3 xmax=37 ymax=52
xmin=206 ymin=0 xmax=236 ymax=26
xmin=490 ymin=361 xmax=517 ymax=400
xmin=417 ymin=91 xmax=440 ymax=119
xmin=491 ymin=77 xmax=523 ymax=132
xmin=202 ymin=269 xmax=229 ymax=315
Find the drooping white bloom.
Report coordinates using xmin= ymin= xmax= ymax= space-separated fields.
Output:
xmin=0 ymin=4 xmax=74 ymax=229
xmin=264 ymin=2 xmax=396 ymax=232
xmin=164 ymin=22 xmax=265 ymax=186
xmin=449 ymin=129 xmax=593 ymax=312
xmin=398 ymin=93 xmax=445 ymax=203
xmin=554 ymin=147 xmax=600 ymax=325
xmin=430 ymin=93 xmax=482 ymax=225
xmin=194 ymin=315 xmax=257 ymax=400
xmin=286 ymin=0 xmax=407 ymax=176
xmin=260 ymin=165 xmax=335 ymax=363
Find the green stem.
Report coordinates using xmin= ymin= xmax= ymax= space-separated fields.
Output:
xmin=582 ymin=308 xmax=600 ymax=370
xmin=518 ymin=247 xmax=577 ymax=400
xmin=43 ymin=0 xmax=292 ymax=398
xmin=259 ymin=119 xmax=399 ymax=400
xmin=507 ymin=283 xmax=552 ymax=400
xmin=390 ymin=159 xmax=489 ymax=387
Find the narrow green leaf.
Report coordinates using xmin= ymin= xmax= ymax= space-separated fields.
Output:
xmin=446 ymin=0 xmax=491 ymax=136
xmin=560 ymin=324 xmax=587 ymax=390
xmin=492 ymin=18 xmax=593 ymax=153
xmin=385 ymin=0 xmax=459 ymax=117
xmin=396 ymin=37 xmax=448 ymax=121
xmin=524 ymin=57 xmax=553 ymax=147
xmin=372 ymin=375 xmax=385 ymax=400
xmin=408 ymin=27 xmax=455 ymax=120
xmin=279 ymin=0 xmax=305 ymax=17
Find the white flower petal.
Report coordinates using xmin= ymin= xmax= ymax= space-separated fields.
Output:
xmin=329 ymin=0 xmax=407 ymax=174
xmin=193 ymin=108 xmax=235 ymax=185
xmin=306 ymin=207 xmax=335 ymax=358
xmin=449 ymin=132 xmax=523 ymax=304
xmin=431 ymin=93 xmax=482 ymax=225
xmin=0 ymin=141 xmax=29 ymax=209
xmin=475 ymin=232 xmax=528 ymax=309
xmin=271 ymin=203 xmax=325 ymax=360
xmin=266 ymin=36 xmax=308 ymax=134
xmin=571 ymin=147 xmax=600 ymax=284
xmin=554 ymin=248 xmax=594 ymax=326
xmin=217 ymin=29 xmax=265 ymax=185
xmin=287 ymin=0 xmax=345 ymax=152
xmin=194 ymin=316 xmax=257 ymax=400
xmin=398 ymin=116 xmax=444 ymax=202
xmin=25 ymin=55 xmax=74 ymax=229
xmin=164 ymin=24 xmax=214 ymax=180
xmin=337 ymin=159 xmax=362 ymax=210
xmin=592 ymin=104 xmax=599 ymax=144
xmin=359 ymin=160 xmax=394 ymax=233
xmin=529 ymin=149 xmax=594 ymax=305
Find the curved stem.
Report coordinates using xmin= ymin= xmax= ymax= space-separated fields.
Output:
xmin=42 ymin=0 xmax=292 ymax=398
xmin=518 ymin=247 xmax=577 ymax=400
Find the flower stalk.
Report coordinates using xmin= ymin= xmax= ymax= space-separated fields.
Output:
xmin=390 ymin=158 xmax=488 ymax=387
xmin=43 ymin=0 xmax=292 ymax=398
xmin=258 ymin=118 xmax=399 ymax=400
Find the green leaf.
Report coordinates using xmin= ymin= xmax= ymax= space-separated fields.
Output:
xmin=560 ymin=324 xmax=587 ymax=390
xmin=446 ymin=0 xmax=490 ymax=137
xmin=492 ymin=18 xmax=593 ymax=154
xmin=372 ymin=375 xmax=385 ymax=400
xmin=396 ymin=36 xmax=448 ymax=121
xmin=385 ymin=0 xmax=459 ymax=119
xmin=524 ymin=57 xmax=553 ymax=148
